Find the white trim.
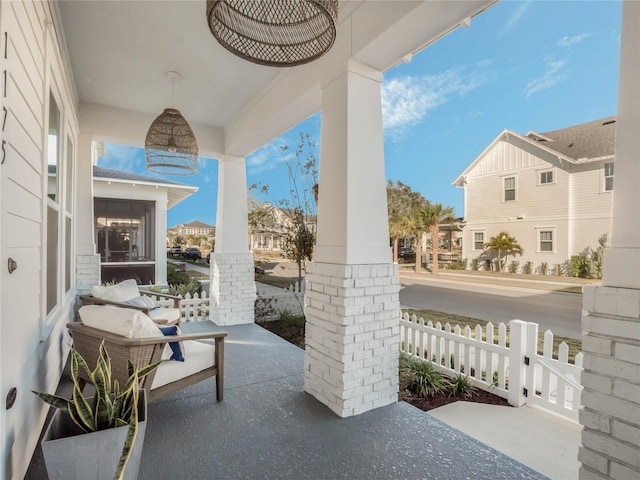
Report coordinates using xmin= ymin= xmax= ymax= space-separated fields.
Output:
xmin=471 ymin=229 xmax=486 ymax=251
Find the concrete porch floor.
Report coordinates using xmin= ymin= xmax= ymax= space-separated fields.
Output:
xmin=27 ymin=321 xmax=549 ymax=480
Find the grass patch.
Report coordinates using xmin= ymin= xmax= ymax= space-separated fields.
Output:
xmin=254 ymin=274 xmax=296 ymax=289
xmin=403 ymin=308 xmax=582 ymax=364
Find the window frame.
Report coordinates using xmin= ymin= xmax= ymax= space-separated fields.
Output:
xmin=536 ymin=228 xmax=556 ymax=253
xmin=538 ymin=169 xmax=554 ymax=186
xmin=472 ymin=231 xmax=485 ymax=251
xmin=503 ymin=175 xmax=517 ymax=202
xmin=604 ymin=162 xmax=614 ymax=192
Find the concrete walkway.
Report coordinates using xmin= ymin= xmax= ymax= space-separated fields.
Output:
xmin=430 ymin=402 xmax=581 ymax=480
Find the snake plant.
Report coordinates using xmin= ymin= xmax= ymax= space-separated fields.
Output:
xmin=33 ymin=341 xmax=160 ymax=480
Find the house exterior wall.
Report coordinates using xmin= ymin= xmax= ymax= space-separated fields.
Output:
xmin=0 ymin=2 xmax=78 ymax=478
xmin=460 ymin=139 xmax=611 ymax=272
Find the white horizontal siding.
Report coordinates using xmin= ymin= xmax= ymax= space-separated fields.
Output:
xmin=569 ymin=162 xmax=613 ymax=219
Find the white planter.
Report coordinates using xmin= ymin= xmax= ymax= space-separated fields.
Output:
xmin=41 ymin=390 xmax=147 ymax=480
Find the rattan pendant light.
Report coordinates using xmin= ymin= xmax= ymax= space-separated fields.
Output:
xmin=206 ymin=0 xmax=339 ymax=67
xmin=145 ymin=71 xmax=198 ymax=176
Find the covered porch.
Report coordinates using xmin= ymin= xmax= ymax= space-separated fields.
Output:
xmin=26 ymin=321 xmax=546 ymax=480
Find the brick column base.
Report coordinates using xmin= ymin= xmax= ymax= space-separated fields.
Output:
xmin=303 ymin=262 xmax=400 ymax=417
xmin=210 ymin=252 xmax=256 ymax=326
xmin=76 ymin=253 xmax=101 ymax=296
xmin=579 ymin=285 xmax=640 ymax=479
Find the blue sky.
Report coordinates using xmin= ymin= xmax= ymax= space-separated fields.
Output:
xmin=99 ymin=1 xmax=622 ymax=226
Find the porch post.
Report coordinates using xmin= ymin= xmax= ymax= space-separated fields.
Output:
xmin=580 ymin=3 xmax=640 ymax=479
xmin=304 ymin=60 xmax=400 ymax=418
xmin=155 ymin=198 xmax=168 ymax=284
xmin=210 ymin=154 xmax=256 ymax=325
xmin=75 ymin=134 xmax=100 ymax=296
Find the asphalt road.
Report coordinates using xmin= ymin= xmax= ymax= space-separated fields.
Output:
xmin=399 ymin=275 xmax=583 ymax=340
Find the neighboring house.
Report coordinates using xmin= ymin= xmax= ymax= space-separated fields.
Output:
xmin=170 ymin=220 xmax=216 ymax=237
xmin=94 ymin=166 xmax=197 ymax=284
xmin=453 ymin=117 xmax=615 ymax=271
xmin=249 ymin=202 xmax=317 ymax=253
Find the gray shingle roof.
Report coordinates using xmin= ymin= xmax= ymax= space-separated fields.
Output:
xmin=530 ymin=116 xmax=616 ymax=160
xmin=93 ymin=165 xmax=191 ymax=186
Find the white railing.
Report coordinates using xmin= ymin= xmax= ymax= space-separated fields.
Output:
xmin=400 ymin=312 xmax=583 ymax=420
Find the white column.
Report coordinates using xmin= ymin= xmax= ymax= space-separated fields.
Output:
xmin=210 ymin=155 xmax=256 ymax=325
xmin=155 ymin=198 xmax=168 ymax=284
xmin=304 ymin=60 xmax=400 ymax=418
xmin=75 ymin=135 xmax=100 ymax=296
xmin=580 ymin=4 xmax=640 ymax=479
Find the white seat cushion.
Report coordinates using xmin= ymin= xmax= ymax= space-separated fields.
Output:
xmin=151 ymin=341 xmax=215 ymax=390
xmin=78 ymin=305 xmax=163 ymax=339
xmin=149 ymin=307 xmax=181 ymax=323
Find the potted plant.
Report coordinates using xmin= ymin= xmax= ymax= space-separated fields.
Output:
xmin=33 ymin=341 xmax=160 ymax=480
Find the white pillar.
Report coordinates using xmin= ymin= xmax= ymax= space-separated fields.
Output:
xmin=155 ymin=198 xmax=168 ymax=284
xmin=580 ymin=4 xmax=640 ymax=479
xmin=75 ymin=135 xmax=100 ymax=296
xmin=304 ymin=60 xmax=400 ymax=418
xmin=210 ymin=155 xmax=256 ymax=325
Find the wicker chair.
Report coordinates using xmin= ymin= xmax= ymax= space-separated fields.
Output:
xmin=67 ymin=322 xmax=226 ymax=402
xmin=79 ymin=290 xmax=182 ymax=325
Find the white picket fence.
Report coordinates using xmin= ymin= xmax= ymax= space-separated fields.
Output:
xmin=149 ymin=292 xmax=211 ymax=322
xmin=256 ymin=281 xmax=305 ymax=320
xmin=400 ymin=312 xmax=583 ymax=421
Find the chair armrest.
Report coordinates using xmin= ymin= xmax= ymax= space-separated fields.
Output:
xmin=66 ymin=322 xmax=227 ymax=346
xmin=138 ymin=290 xmax=181 ymax=308
xmin=79 ymin=295 xmax=151 ymax=314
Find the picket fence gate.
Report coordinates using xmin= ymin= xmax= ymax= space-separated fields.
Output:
xmin=400 ymin=312 xmax=583 ymax=421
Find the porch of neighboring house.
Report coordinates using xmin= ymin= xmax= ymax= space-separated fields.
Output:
xmin=26 ymin=320 xmax=578 ymax=480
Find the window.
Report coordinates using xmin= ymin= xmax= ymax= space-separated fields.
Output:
xmin=604 ymin=162 xmax=614 ymax=191
xmin=504 ymin=177 xmax=516 ymax=201
xmin=473 ymin=232 xmax=484 ymax=250
xmin=540 ymin=171 xmax=553 ymax=184
xmin=539 ymin=230 xmax=553 ymax=252
xmin=46 ymin=92 xmax=61 ymax=314
xmin=95 ymin=198 xmax=156 ymax=263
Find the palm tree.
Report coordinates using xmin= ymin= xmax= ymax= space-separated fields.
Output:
xmin=483 ymin=231 xmax=523 ymax=273
xmin=419 ymin=203 xmax=455 ymax=275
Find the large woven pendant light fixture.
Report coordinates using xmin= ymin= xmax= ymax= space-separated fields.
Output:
xmin=145 ymin=71 xmax=198 ymax=175
xmin=206 ymin=0 xmax=339 ymax=67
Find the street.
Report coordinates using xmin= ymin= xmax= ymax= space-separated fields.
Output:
xmin=399 ymin=275 xmax=584 ymax=340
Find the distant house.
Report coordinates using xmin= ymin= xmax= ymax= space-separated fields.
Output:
xmin=93 ymin=166 xmax=197 ymax=284
xmin=453 ymin=117 xmax=615 ymax=271
xmin=170 ymin=220 xmax=216 ymax=238
xmin=249 ymin=202 xmax=316 ymax=253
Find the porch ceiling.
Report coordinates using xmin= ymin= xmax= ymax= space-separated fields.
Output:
xmin=57 ymin=0 xmax=496 ymax=158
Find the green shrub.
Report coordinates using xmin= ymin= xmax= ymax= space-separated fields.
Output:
xmin=569 ymin=255 xmax=590 ymax=278
xmin=522 ymin=261 xmax=533 ymax=274
xmin=399 ymin=353 xmax=449 ymax=398
xmin=167 ymin=278 xmax=201 ymax=296
xmin=449 ymin=374 xmax=476 ymax=399
xmin=167 ymin=263 xmax=190 ymax=285
xmin=279 ymin=309 xmax=305 ymax=328
xmin=508 ymin=261 xmax=519 ymax=274
xmin=539 ymin=262 xmax=548 ymax=275
xmin=471 ymin=259 xmax=479 ymax=271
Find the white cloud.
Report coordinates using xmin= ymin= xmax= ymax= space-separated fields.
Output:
xmin=246 ymin=138 xmax=288 ymax=175
xmin=381 ymin=66 xmax=487 ymax=139
xmin=524 ymin=59 xmax=568 ymax=98
xmin=499 ymin=1 xmax=533 ymax=37
xmin=557 ymin=33 xmax=590 ymax=47
xmin=101 ymin=144 xmax=144 ymax=173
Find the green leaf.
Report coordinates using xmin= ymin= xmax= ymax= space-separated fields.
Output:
xmin=31 ymin=391 xmax=70 ymax=412
xmin=67 ymin=403 xmax=90 ymax=434
xmin=72 ymin=384 xmax=96 ymax=431
xmin=113 ymin=387 xmax=139 ymax=480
